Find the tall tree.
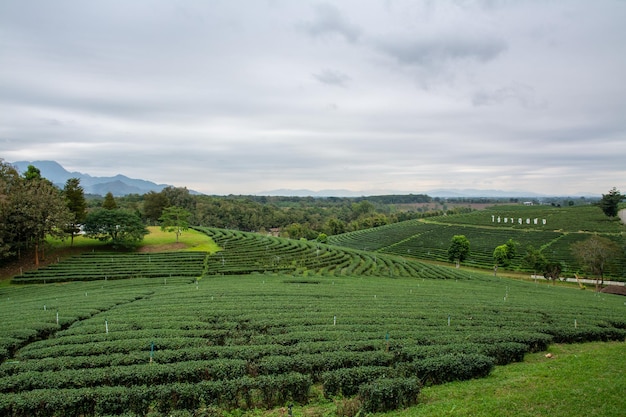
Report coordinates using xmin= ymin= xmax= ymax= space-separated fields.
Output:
xmin=0 ymin=160 xmax=21 ymax=258
xmin=597 ymin=187 xmax=624 ymax=218
xmin=83 ymin=209 xmax=149 ymax=248
xmin=161 ymin=186 xmax=196 ymax=212
xmin=143 ymin=190 xmax=169 ymax=224
xmin=15 ymin=172 xmax=71 ymax=265
xmin=521 ymin=245 xmax=547 ymax=278
xmin=493 ymin=239 xmax=518 ymax=275
xmin=63 ymin=178 xmax=87 ymax=246
xmin=102 ymin=192 xmax=118 ymax=210
xmin=448 ymin=235 xmax=470 ymax=268
xmin=159 ymin=206 xmax=192 ymax=243
xmin=543 ymin=261 xmax=563 ymax=285
xmin=571 ymin=235 xmax=620 ymax=291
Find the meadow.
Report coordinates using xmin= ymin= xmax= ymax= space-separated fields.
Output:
xmin=0 ymin=221 xmax=624 ymax=416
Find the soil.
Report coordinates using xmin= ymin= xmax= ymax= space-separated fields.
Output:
xmin=600 ymin=285 xmax=626 ymax=296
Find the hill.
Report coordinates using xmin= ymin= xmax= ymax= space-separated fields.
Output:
xmin=329 ymin=204 xmax=626 ymax=280
xmin=11 ymin=160 xmax=187 ymax=196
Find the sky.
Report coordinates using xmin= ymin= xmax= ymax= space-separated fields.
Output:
xmin=1 ymin=0 xmax=625 ymax=196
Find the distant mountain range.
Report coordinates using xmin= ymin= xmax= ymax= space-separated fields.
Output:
xmin=257 ymin=188 xmax=549 ymax=198
xmin=11 ymin=160 xmax=595 ymax=198
xmin=12 ymin=160 xmax=181 ymax=196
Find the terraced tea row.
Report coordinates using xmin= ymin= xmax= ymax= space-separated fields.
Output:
xmin=11 ymin=252 xmax=207 ymax=284
xmin=0 ymin=275 xmax=623 ymax=416
xmin=328 ymin=219 xmax=626 ymax=279
xmin=195 ymin=227 xmax=473 ymax=280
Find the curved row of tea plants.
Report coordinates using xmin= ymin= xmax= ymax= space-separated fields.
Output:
xmin=194 ymin=227 xmax=474 ymax=280
xmin=328 ymin=210 xmax=626 ymax=279
xmin=0 ymin=272 xmax=624 ymax=416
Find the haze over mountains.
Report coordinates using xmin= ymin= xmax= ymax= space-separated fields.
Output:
xmin=12 ymin=160 xmax=174 ymax=196
xmin=12 ymin=160 xmax=591 ymax=198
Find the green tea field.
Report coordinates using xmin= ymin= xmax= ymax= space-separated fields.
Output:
xmin=329 ymin=205 xmax=626 ymax=280
xmin=1 ymin=226 xmax=624 ymax=416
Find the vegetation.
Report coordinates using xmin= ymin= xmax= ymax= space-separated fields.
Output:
xmin=447 ymin=235 xmax=470 ymax=268
xmin=598 ymin=187 xmax=624 ymax=218
xmin=1 ymin=269 xmax=624 ymax=415
xmin=0 ymin=166 xmax=624 ymax=415
xmin=83 ymin=209 xmax=149 ymax=248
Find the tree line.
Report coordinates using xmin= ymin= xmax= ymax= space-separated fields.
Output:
xmin=0 ymin=160 xmax=463 ymax=265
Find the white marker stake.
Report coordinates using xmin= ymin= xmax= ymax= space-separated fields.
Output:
xmin=105 ymin=319 xmax=109 ymax=334
xmin=56 ymin=311 xmax=59 ymax=325
xmin=334 ymin=316 xmax=337 ymax=326
xmin=448 ymin=316 xmax=450 ymax=326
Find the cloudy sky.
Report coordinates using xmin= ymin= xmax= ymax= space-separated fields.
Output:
xmin=1 ymin=0 xmax=625 ymax=196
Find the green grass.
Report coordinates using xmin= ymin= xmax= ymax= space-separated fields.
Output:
xmin=207 ymin=341 xmax=626 ymax=417
xmin=140 ymin=226 xmax=221 ymax=252
xmin=382 ymin=341 xmax=626 ymax=417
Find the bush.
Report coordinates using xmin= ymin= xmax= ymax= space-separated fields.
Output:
xmin=402 ymin=353 xmax=495 ymax=385
xmin=358 ymin=377 xmax=421 ymax=413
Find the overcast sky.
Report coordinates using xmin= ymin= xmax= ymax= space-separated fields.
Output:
xmin=1 ymin=0 xmax=625 ymax=196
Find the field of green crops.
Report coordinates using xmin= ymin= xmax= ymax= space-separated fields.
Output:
xmin=328 ymin=204 xmax=626 ymax=280
xmin=0 ymin=223 xmax=624 ymax=416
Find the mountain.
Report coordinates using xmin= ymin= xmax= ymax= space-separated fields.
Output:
xmin=12 ymin=160 xmax=180 ymax=196
xmin=256 ymin=188 xmax=545 ymax=198
xmin=425 ymin=188 xmax=546 ymax=198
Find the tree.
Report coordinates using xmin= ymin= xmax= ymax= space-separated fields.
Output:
xmin=448 ymin=235 xmax=470 ymax=268
xmin=543 ymin=261 xmax=562 ymax=285
xmin=493 ymin=239 xmax=518 ymax=275
xmin=63 ymin=178 xmax=87 ymax=246
xmin=571 ymin=235 xmax=620 ymax=291
xmin=161 ymin=186 xmax=196 ymax=212
xmin=521 ymin=245 xmax=547 ymax=278
xmin=83 ymin=209 xmax=149 ymax=248
xmin=324 ymin=217 xmax=346 ymax=235
xmin=143 ymin=190 xmax=169 ymax=224
xmin=102 ymin=192 xmax=118 ymax=210
xmin=0 ymin=160 xmax=21 ymax=259
xmin=12 ymin=171 xmax=71 ymax=265
xmin=597 ymin=187 xmax=624 ymax=218
xmin=159 ymin=206 xmax=192 ymax=243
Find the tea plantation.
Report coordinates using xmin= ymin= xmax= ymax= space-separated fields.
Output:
xmin=0 ymin=224 xmax=624 ymax=416
xmin=329 ymin=204 xmax=626 ymax=280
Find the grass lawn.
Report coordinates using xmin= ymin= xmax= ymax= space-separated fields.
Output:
xmin=382 ymin=341 xmax=626 ymax=417
xmin=140 ymin=226 xmax=221 ymax=253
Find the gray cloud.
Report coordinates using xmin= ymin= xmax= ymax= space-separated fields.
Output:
xmin=312 ymin=69 xmax=351 ymax=87
xmin=298 ymin=3 xmax=362 ymax=43
xmin=1 ymin=0 xmax=625 ymax=196
xmin=375 ymin=35 xmax=507 ymax=67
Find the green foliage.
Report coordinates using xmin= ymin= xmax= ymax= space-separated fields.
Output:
xmin=160 ymin=206 xmax=192 ymax=242
xmin=358 ymin=377 xmax=421 ymax=413
xmin=521 ymin=245 xmax=547 ymax=276
xmin=63 ymin=178 xmax=87 ymax=245
xmin=597 ymin=187 xmax=624 ymax=218
xmin=447 ymin=234 xmax=470 ymax=266
xmin=571 ymin=235 xmax=621 ymax=286
xmin=1 ymin=220 xmax=625 ymax=415
xmin=493 ymin=244 xmax=510 ymax=267
xmin=83 ymin=209 xmax=148 ymax=248
xmin=543 ymin=261 xmax=562 ymax=283
xmin=102 ymin=192 xmax=118 ymax=210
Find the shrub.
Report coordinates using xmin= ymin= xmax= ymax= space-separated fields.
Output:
xmin=358 ymin=377 xmax=421 ymax=413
